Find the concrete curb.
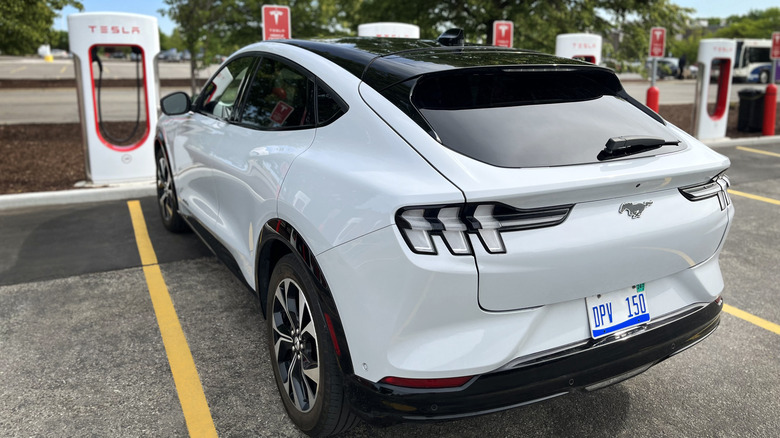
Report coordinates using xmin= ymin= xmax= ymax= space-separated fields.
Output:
xmin=703 ymin=135 xmax=780 ymax=149
xmin=0 ymin=181 xmax=156 ymax=210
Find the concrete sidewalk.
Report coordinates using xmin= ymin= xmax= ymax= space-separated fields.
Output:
xmin=0 ymin=181 xmax=156 ymax=210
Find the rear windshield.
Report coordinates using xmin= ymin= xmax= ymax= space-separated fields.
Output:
xmin=390 ymin=68 xmax=682 ymax=168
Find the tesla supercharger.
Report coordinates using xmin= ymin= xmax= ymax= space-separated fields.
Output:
xmin=693 ymin=39 xmax=736 ymax=140
xmin=555 ymin=33 xmax=602 ymax=65
xmin=358 ymin=22 xmax=420 ymax=39
xmin=68 ymin=12 xmax=160 ymax=184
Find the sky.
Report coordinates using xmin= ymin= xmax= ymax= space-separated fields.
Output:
xmin=54 ymin=0 xmax=779 ymax=36
xmin=56 ymin=0 xmax=176 ymax=35
xmin=673 ymin=0 xmax=778 ymax=19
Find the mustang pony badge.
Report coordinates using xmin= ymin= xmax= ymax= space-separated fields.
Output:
xmin=619 ymin=201 xmax=653 ymax=219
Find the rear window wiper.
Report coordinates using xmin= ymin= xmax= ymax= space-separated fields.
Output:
xmin=598 ymin=136 xmax=680 ymax=161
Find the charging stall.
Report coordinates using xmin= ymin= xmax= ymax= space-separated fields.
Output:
xmin=693 ymin=39 xmax=736 ymax=140
xmin=68 ymin=12 xmax=160 ymax=184
xmin=358 ymin=22 xmax=420 ymax=39
xmin=555 ymin=33 xmax=602 ymax=64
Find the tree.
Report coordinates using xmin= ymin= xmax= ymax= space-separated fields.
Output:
xmin=602 ymin=0 xmax=694 ymax=61
xmin=50 ymin=29 xmax=70 ymax=51
xmin=667 ymin=27 xmax=705 ymax=67
xmin=159 ymin=30 xmax=171 ymax=51
xmin=161 ymin=0 xmax=230 ymax=96
xmin=715 ymin=7 xmax=780 ymax=39
xmin=353 ymin=0 xmax=693 ymax=58
xmin=0 ymin=0 xmax=82 ymax=55
xmin=161 ymin=0 xmax=361 ymax=94
xmin=355 ymin=0 xmax=614 ymax=49
xmin=218 ymin=0 xmax=360 ymax=51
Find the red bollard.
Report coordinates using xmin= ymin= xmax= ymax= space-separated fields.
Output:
xmin=763 ymin=83 xmax=777 ymax=136
xmin=646 ymin=86 xmax=660 ymax=113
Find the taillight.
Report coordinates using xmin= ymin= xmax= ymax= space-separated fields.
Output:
xmin=396 ymin=203 xmax=572 ymax=256
xmin=680 ymin=175 xmax=731 ymax=210
xmin=379 ymin=375 xmax=474 ymax=389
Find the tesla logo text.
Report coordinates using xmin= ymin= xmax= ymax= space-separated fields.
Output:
xmin=618 ymin=201 xmax=653 ymax=219
xmin=88 ymin=25 xmax=141 ymax=34
xmin=572 ymin=43 xmax=597 ymax=49
xmin=269 ymin=9 xmax=284 ymax=24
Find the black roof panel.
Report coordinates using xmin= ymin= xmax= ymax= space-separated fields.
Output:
xmin=280 ymin=38 xmax=440 ymax=79
xmin=281 ymin=38 xmax=594 ymax=91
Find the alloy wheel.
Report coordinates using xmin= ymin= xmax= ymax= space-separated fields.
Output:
xmin=156 ymin=154 xmax=175 ymax=222
xmin=271 ymin=277 xmax=320 ymax=413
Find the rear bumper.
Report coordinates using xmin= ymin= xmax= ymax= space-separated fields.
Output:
xmin=345 ymin=297 xmax=722 ymax=424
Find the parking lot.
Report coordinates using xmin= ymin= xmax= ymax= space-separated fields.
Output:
xmin=0 ymin=141 xmax=778 ymax=437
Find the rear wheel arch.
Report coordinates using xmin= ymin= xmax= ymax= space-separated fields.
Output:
xmin=255 ymin=219 xmax=355 ymax=375
xmin=154 ymin=129 xmax=168 ymax=156
xmin=256 ymin=231 xmax=294 ymax=315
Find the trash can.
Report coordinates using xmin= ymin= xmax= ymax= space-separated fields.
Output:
xmin=737 ymin=88 xmax=764 ymax=132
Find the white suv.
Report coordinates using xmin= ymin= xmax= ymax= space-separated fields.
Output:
xmin=156 ymin=34 xmax=733 ymax=437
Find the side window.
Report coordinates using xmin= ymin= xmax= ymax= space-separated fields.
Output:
xmin=198 ymin=56 xmax=254 ymax=120
xmin=316 ymin=83 xmax=345 ymax=126
xmin=240 ymin=57 xmax=315 ymax=129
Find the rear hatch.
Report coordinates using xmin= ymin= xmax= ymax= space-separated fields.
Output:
xmin=379 ymin=62 xmax=731 ymax=311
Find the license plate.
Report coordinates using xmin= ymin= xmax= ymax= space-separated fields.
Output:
xmin=586 ymin=284 xmax=650 ymax=339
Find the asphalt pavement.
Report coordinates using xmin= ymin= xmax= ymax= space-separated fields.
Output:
xmin=1 ymin=143 xmax=780 ymax=437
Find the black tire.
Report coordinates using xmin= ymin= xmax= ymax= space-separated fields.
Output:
xmin=267 ymin=254 xmax=359 ymax=437
xmin=155 ymin=147 xmax=187 ymax=233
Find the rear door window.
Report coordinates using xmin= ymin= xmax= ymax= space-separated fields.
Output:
xmin=239 ymin=57 xmax=316 ymax=129
xmin=316 ymin=83 xmax=346 ymax=126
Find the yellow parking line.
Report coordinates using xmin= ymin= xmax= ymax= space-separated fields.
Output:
xmin=736 ymin=146 xmax=780 ymax=158
xmin=728 ymin=190 xmax=780 ymax=206
xmin=723 ymin=304 xmax=780 ymax=336
xmin=127 ymin=200 xmax=218 ymax=438
xmin=10 ymin=66 xmax=27 ymax=74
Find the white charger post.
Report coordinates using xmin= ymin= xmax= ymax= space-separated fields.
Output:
xmin=68 ymin=12 xmax=160 ymax=184
xmin=555 ymin=33 xmax=602 ymax=65
xmin=693 ymin=39 xmax=736 ymax=141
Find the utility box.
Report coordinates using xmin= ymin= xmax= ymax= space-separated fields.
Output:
xmin=68 ymin=12 xmax=160 ymax=184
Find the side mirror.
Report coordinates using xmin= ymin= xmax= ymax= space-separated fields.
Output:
xmin=160 ymin=91 xmax=191 ymax=116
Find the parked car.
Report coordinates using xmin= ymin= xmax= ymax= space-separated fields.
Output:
xmin=646 ymin=57 xmax=680 ymax=79
xmin=157 ymin=34 xmax=733 ymax=437
xmin=688 ymin=64 xmax=699 ymax=79
xmin=51 ymin=48 xmax=72 ymax=59
xmin=158 ymin=48 xmax=182 ymax=62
